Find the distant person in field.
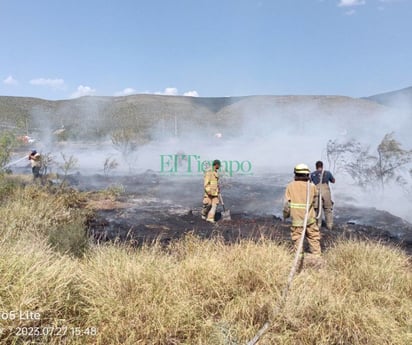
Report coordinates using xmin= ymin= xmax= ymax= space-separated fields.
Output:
xmin=283 ymin=163 xmax=321 ymax=256
xmin=28 ymin=150 xmax=42 ymax=179
xmin=202 ymin=159 xmax=221 ymax=224
xmin=310 ymin=160 xmax=335 ymax=230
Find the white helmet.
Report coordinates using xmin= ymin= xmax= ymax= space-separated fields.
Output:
xmin=294 ymin=163 xmax=310 ymax=175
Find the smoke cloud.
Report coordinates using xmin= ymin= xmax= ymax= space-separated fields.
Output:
xmin=25 ymin=92 xmax=412 ymax=221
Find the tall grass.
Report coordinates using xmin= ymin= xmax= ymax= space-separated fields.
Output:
xmin=0 ymin=181 xmax=411 ymax=344
xmin=1 ymin=237 xmax=410 ymax=344
xmin=0 ymin=239 xmax=88 ymax=344
xmin=0 ymin=181 xmax=89 ymax=257
xmin=79 ymin=237 xmax=292 ymax=344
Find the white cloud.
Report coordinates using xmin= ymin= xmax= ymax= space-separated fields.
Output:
xmin=114 ymin=87 xmax=137 ymax=96
xmin=30 ymin=78 xmax=65 ymax=88
xmin=338 ymin=0 xmax=366 ymax=7
xmin=183 ymin=90 xmax=199 ymax=97
xmin=155 ymin=87 xmax=179 ymax=96
xmin=148 ymin=87 xmax=200 ymax=97
xmin=70 ymin=85 xmax=96 ymax=98
xmin=3 ymin=75 xmax=18 ymax=85
xmin=164 ymin=87 xmax=179 ymax=96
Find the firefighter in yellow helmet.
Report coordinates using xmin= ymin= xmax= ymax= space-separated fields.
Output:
xmin=283 ymin=163 xmax=321 ymax=256
xmin=202 ymin=159 xmax=221 ymax=223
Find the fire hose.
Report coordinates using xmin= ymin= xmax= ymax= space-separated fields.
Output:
xmin=4 ymin=155 xmax=29 ymax=168
xmin=245 ymin=180 xmax=312 ymax=345
xmin=315 ymin=170 xmax=324 ymax=225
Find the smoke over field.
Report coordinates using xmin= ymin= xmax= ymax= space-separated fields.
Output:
xmin=2 ymin=91 xmax=412 ymax=224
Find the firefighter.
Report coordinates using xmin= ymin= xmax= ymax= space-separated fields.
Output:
xmin=28 ymin=150 xmax=42 ymax=179
xmin=283 ymin=163 xmax=321 ymax=256
xmin=202 ymin=159 xmax=221 ymax=223
xmin=310 ymin=161 xmax=335 ymax=230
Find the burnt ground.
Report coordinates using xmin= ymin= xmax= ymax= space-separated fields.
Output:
xmin=68 ymin=172 xmax=412 ymax=255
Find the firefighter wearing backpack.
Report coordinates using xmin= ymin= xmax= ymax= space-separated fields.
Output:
xmin=283 ymin=163 xmax=321 ymax=255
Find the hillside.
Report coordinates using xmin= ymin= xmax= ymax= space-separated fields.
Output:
xmin=0 ymin=94 xmax=390 ymax=140
xmin=366 ymin=86 xmax=412 ymax=108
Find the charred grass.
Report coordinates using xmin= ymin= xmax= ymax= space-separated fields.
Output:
xmin=0 ymin=177 xmax=411 ymax=344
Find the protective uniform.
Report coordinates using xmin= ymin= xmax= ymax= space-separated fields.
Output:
xmin=283 ymin=164 xmax=321 ymax=255
xmin=201 ymin=165 xmax=220 ymax=223
xmin=310 ymin=168 xmax=335 ymax=230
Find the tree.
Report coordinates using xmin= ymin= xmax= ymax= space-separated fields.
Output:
xmin=0 ymin=131 xmax=17 ymax=172
xmin=103 ymin=157 xmax=119 ymax=177
xmin=111 ymin=127 xmax=149 ymax=173
xmin=325 ymin=132 xmax=412 ymax=191
xmin=40 ymin=152 xmax=55 ymax=175
xmin=58 ymin=153 xmax=78 ymax=188
xmin=375 ymin=132 xmax=412 ymax=191
xmin=326 ymin=139 xmax=363 ymax=174
xmin=111 ymin=128 xmax=136 ymax=158
xmin=344 ymin=145 xmax=376 ymax=188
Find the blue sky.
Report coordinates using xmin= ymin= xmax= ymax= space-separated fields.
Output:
xmin=1 ymin=0 xmax=411 ymax=100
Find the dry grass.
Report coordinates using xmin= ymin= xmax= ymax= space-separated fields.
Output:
xmin=0 ymin=181 xmax=411 ymax=344
xmin=0 ymin=184 xmax=87 ymax=245
xmin=0 ymin=240 xmax=87 ymax=327
xmin=267 ymin=241 xmax=412 ymax=345
xmin=78 ymin=237 xmax=291 ymax=345
xmin=0 ymin=237 xmax=410 ymax=344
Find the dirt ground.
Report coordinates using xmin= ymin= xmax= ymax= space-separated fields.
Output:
xmin=70 ymin=172 xmax=412 ymax=255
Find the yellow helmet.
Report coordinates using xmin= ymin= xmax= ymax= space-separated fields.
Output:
xmin=294 ymin=163 xmax=310 ymax=175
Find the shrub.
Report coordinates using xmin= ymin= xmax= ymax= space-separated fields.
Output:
xmin=48 ymin=214 xmax=89 ymax=258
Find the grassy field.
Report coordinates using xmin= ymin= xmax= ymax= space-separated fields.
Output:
xmin=0 ymin=177 xmax=411 ymax=345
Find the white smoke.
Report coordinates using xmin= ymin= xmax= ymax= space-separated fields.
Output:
xmin=25 ymin=92 xmax=412 ymax=222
